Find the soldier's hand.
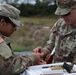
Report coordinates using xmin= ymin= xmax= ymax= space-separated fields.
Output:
xmin=55 ymin=55 xmax=63 ymax=62
xmin=33 ymin=47 xmax=45 ymax=57
xmin=73 ymin=60 xmax=76 ymax=64
xmin=32 ymin=52 xmax=46 ymax=65
xmin=33 ymin=47 xmax=43 ymax=53
xmin=32 ymin=52 xmax=42 ymax=64
xmin=37 ymin=59 xmax=46 ymax=65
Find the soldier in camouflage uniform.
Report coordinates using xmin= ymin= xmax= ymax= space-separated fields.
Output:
xmin=33 ymin=0 xmax=76 ymax=64
xmin=0 ymin=4 xmax=41 ymax=75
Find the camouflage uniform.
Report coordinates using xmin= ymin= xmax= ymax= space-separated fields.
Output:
xmin=45 ymin=18 xmax=76 ymax=63
xmin=43 ymin=0 xmax=76 ymax=63
xmin=0 ymin=4 xmax=36 ymax=75
xmin=55 ymin=0 xmax=76 ymax=15
xmin=0 ymin=3 xmax=37 ymax=75
xmin=0 ymin=36 xmax=35 ymax=75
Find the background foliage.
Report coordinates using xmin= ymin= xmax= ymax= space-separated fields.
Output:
xmin=1 ymin=0 xmax=59 ymax=51
xmin=1 ymin=0 xmax=57 ymax=17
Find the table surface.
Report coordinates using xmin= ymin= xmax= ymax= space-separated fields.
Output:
xmin=21 ymin=62 xmax=76 ymax=75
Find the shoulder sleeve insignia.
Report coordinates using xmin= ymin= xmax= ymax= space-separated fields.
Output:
xmin=0 ymin=37 xmax=4 ymax=44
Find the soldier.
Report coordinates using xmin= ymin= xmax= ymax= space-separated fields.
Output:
xmin=0 ymin=4 xmax=41 ymax=75
xmin=33 ymin=0 xmax=76 ymax=64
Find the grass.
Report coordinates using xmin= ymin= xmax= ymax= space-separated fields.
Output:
xmin=20 ymin=15 xmax=59 ymax=28
xmin=11 ymin=44 xmax=33 ymax=52
xmin=12 ymin=15 xmax=59 ymax=52
xmin=11 ymin=44 xmax=25 ymax=52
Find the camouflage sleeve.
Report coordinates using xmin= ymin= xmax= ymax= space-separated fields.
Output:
xmin=0 ymin=53 xmax=35 ymax=75
xmin=43 ymin=21 xmax=58 ymax=53
xmin=69 ymin=51 xmax=76 ymax=64
xmin=43 ymin=18 xmax=64 ymax=53
xmin=63 ymin=51 xmax=76 ymax=64
xmin=73 ymin=56 xmax=76 ymax=64
xmin=46 ymin=19 xmax=62 ymax=47
xmin=0 ymin=37 xmax=36 ymax=75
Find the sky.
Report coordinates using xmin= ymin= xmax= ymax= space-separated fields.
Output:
xmin=18 ymin=0 xmax=43 ymax=4
xmin=0 ymin=0 xmax=42 ymax=4
xmin=18 ymin=0 xmax=36 ymax=4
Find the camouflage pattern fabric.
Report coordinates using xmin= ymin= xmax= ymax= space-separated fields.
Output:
xmin=56 ymin=0 xmax=76 ymax=8
xmin=55 ymin=0 xmax=76 ymax=15
xmin=0 ymin=36 xmax=35 ymax=75
xmin=45 ymin=18 xmax=76 ymax=63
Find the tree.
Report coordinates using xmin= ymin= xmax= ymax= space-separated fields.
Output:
xmin=36 ymin=0 xmax=41 ymax=3
xmin=13 ymin=0 xmax=19 ymax=3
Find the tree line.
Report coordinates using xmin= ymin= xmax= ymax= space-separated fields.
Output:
xmin=1 ymin=0 xmax=57 ymax=17
xmin=15 ymin=3 xmax=57 ymax=17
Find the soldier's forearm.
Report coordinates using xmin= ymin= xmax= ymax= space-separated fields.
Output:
xmin=0 ymin=53 xmax=35 ymax=75
xmin=43 ymin=45 xmax=53 ymax=53
xmin=43 ymin=45 xmax=54 ymax=58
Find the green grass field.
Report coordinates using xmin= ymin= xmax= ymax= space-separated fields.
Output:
xmin=11 ymin=15 xmax=59 ymax=52
xmin=20 ymin=15 xmax=59 ymax=28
